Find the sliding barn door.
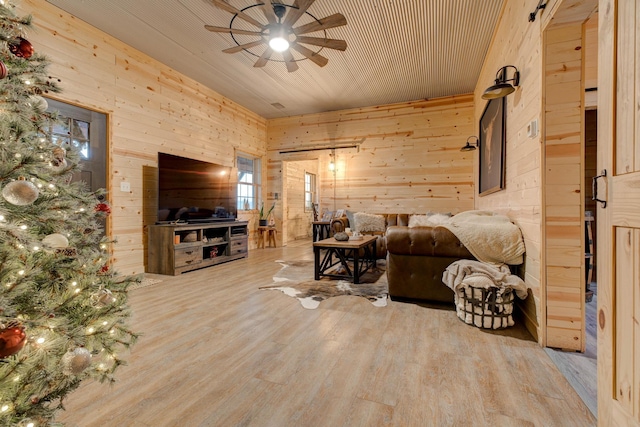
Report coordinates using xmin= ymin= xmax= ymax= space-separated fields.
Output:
xmin=598 ymin=0 xmax=640 ymax=424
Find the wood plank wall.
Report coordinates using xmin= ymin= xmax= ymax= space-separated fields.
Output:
xmin=584 ymin=14 xmax=598 ymax=108
xmin=477 ymin=0 xmax=596 ymax=345
xmin=267 ymin=95 xmax=475 ymax=219
xmin=544 ymin=23 xmax=585 ymax=351
xmin=474 ymin=0 xmax=546 ymax=341
xmin=20 ymin=0 xmax=268 ymax=275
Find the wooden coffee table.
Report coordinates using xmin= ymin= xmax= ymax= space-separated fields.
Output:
xmin=313 ymin=235 xmax=377 ymax=284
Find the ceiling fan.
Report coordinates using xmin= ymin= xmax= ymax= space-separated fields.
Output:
xmin=205 ymin=0 xmax=347 ymax=72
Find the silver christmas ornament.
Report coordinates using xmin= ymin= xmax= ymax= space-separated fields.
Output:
xmin=42 ymin=233 xmax=69 ymax=249
xmin=2 ymin=178 xmax=39 ymax=206
xmin=94 ymin=289 xmax=117 ymax=307
xmin=28 ymin=95 xmax=48 ymax=112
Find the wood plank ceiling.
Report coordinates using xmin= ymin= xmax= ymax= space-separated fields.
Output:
xmin=45 ymin=0 xmax=504 ymax=119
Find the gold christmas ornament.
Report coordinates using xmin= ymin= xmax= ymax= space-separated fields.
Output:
xmin=51 ymin=146 xmax=67 ymax=170
xmin=52 ymin=146 xmax=66 ymax=161
xmin=61 ymin=347 xmax=92 ymax=375
xmin=2 ymin=177 xmax=39 ymax=206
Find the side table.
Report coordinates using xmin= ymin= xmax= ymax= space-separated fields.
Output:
xmin=312 ymin=221 xmax=331 ymax=242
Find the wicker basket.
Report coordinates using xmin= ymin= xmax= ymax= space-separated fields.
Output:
xmin=454 ymin=285 xmax=515 ymax=329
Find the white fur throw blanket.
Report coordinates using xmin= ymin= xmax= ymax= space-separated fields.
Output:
xmin=441 ymin=210 xmax=525 ymax=265
xmin=353 ymin=212 xmax=386 ymax=233
xmin=442 ymin=260 xmax=528 ymax=329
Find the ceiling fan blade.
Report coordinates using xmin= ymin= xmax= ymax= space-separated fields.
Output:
xmin=282 ymin=50 xmax=299 ymax=73
xmin=205 ymin=25 xmax=263 ymax=36
xmin=290 ymin=43 xmax=328 ymax=67
xmin=293 ymin=13 xmax=347 ymax=35
xmin=295 ymin=36 xmax=347 ymax=51
xmin=283 ymin=0 xmax=315 ymax=27
xmin=261 ymin=0 xmax=277 ymax=24
xmin=254 ymin=47 xmax=274 ymax=67
xmin=222 ymin=39 xmax=266 ymax=54
xmin=209 ymin=0 xmax=264 ymax=28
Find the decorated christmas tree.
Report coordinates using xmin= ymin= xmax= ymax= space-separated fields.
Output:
xmin=0 ymin=2 xmax=138 ymax=425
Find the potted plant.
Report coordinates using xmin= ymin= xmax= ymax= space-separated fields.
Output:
xmin=259 ymin=201 xmax=275 ymax=226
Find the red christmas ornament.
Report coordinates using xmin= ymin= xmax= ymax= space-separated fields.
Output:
xmin=8 ymin=37 xmax=34 ymax=59
xmin=0 ymin=60 xmax=7 ymax=79
xmin=0 ymin=321 xmax=26 ymax=358
xmin=94 ymin=202 xmax=111 ymax=215
xmin=99 ymin=264 xmax=110 ymax=274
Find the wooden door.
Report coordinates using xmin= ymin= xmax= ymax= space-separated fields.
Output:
xmin=598 ymin=0 xmax=640 ymax=424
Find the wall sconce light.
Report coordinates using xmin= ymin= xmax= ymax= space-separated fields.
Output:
xmin=460 ymin=136 xmax=479 ymax=152
xmin=328 ymin=149 xmax=336 ymax=171
xmin=482 ymin=65 xmax=520 ymax=99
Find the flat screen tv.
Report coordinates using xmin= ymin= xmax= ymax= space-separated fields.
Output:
xmin=157 ymin=153 xmax=237 ymax=223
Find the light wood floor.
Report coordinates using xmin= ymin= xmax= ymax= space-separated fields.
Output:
xmin=58 ymin=240 xmax=596 ymax=427
xmin=545 ymin=284 xmax=598 ymax=417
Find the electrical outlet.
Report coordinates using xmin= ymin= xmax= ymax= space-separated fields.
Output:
xmin=120 ymin=181 xmax=131 ymax=192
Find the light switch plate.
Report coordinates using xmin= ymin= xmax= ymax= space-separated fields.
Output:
xmin=120 ymin=181 xmax=131 ymax=192
xmin=527 ymin=119 xmax=538 ymax=138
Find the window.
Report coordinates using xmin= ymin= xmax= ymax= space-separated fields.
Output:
xmin=237 ymin=154 xmax=261 ymax=210
xmin=305 ymin=172 xmax=316 ymax=211
xmin=51 ymin=117 xmax=91 ymax=159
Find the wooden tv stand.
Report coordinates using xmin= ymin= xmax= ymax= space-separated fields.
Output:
xmin=147 ymin=221 xmax=248 ymax=275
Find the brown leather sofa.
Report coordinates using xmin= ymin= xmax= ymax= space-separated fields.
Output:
xmin=385 ymin=226 xmax=475 ymax=303
xmin=332 ymin=213 xmax=476 ymax=303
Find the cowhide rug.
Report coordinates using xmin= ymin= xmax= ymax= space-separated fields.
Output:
xmin=260 ymin=259 xmax=388 ymax=309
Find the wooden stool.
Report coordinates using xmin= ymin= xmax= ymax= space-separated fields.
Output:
xmin=257 ymin=226 xmax=277 ymax=248
xmin=585 ymin=211 xmax=594 ymax=302
xmin=267 ymin=228 xmax=277 ymax=247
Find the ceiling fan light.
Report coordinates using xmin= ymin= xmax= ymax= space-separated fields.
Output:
xmin=269 ymin=36 xmax=289 ymax=52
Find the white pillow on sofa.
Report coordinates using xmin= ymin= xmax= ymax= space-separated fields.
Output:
xmin=408 ymin=215 xmax=431 ymax=227
xmin=353 ymin=212 xmax=386 ymax=233
xmin=409 ymin=213 xmax=452 ymax=227
xmin=426 ymin=213 xmax=452 ymax=225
